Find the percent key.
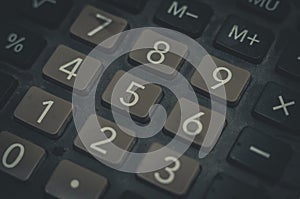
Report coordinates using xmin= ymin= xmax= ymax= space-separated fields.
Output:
xmin=0 ymin=24 xmax=46 ymax=69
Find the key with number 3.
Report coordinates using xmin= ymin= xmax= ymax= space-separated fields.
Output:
xmin=137 ymin=143 xmax=200 ymax=195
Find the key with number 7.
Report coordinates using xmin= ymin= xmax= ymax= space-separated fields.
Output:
xmin=70 ymin=5 xmax=128 ymax=48
xmin=14 ymin=87 xmax=72 ymax=137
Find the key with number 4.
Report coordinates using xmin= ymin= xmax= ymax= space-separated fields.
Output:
xmin=43 ymin=45 xmax=102 ymax=91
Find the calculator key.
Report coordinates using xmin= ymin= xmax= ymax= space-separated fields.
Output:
xmin=229 ymin=127 xmax=293 ymax=180
xmin=43 ymin=45 xmax=102 ymax=91
xmin=102 ymin=70 xmax=163 ymax=122
xmin=238 ymin=0 xmax=290 ymax=21
xmin=191 ymin=56 xmax=251 ymax=106
xmin=137 ymin=143 xmax=200 ymax=195
xmin=45 ymin=160 xmax=108 ymax=199
xmin=0 ymin=72 xmax=17 ymax=109
xmin=154 ymin=0 xmax=213 ymax=38
xmin=0 ymin=24 xmax=46 ymax=69
xmin=70 ymin=5 xmax=128 ymax=48
xmin=74 ymin=115 xmax=136 ymax=165
xmin=276 ymin=39 xmax=300 ymax=79
xmin=14 ymin=87 xmax=72 ymax=136
xmin=253 ymin=82 xmax=299 ymax=133
xmin=0 ymin=131 xmax=45 ymax=181
xmin=205 ymin=174 xmax=268 ymax=199
xmin=20 ymin=0 xmax=72 ymax=28
xmin=214 ymin=16 xmax=274 ymax=64
xmin=164 ymin=98 xmax=226 ymax=148
xmin=129 ymin=30 xmax=188 ymax=76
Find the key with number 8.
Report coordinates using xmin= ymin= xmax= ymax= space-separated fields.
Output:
xmin=129 ymin=30 xmax=188 ymax=77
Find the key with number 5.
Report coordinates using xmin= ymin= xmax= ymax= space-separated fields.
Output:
xmin=102 ymin=70 xmax=163 ymax=122
xmin=14 ymin=87 xmax=72 ymax=137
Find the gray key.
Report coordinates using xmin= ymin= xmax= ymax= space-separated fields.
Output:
xmin=43 ymin=45 xmax=102 ymax=91
xmin=74 ymin=115 xmax=136 ymax=165
xmin=164 ymin=98 xmax=226 ymax=148
xmin=137 ymin=143 xmax=200 ymax=195
xmin=102 ymin=70 xmax=163 ymax=122
xmin=191 ymin=56 xmax=251 ymax=106
xmin=0 ymin=131 xmax=45 ymax=181
xmin=14 ymin=87 xmax=72 ymax=136
xmin=45 ymin=160 xmax=108 ymax=199
xmin=129 ymin=30 xmax=188 ymax=76
xmin=70 ymin=5 xmax=128 ymax=48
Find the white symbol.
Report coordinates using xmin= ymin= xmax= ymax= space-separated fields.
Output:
xmin=272 ymin=95 xmax=295 ymax=116
xmin=167 ymin=1 xmax=198 ymax=19
xmin=228 ymin=25 xmax=260 ymax=46
xmin=37 ymin=100 xmax=54 ymax=123
xmin=247 ymin=34 xmax=260 ymax=46
xmin=248 ymin=0 xmax=280 ymax=12
xmin=87 ymin=14 xmax=112 ymax=37
xmin=33 ymin=0 xmax=56 ymax=8
xmin=249 ymin=146 xmax=271 ymax=159
xmin=70 ymin=179 xmax=80 ymax=189
xmin=5 ymin=33 xmax=25 ymax=53
xmin=297 ymin=56 xmax=300 ymax=61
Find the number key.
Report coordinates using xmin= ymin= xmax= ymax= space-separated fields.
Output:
xmin=74 ymin=115 xmax=136 ymax=165
xmin=102 ymin=70 xmax=163 ymax=122
xmin=129 ymin=30 xmax=188 ymax=76
xmin=14 ymin=87 xmax=72 ymax=137
xmin=43 ymin=45 xmax=102 ymax=91
xmin=137 ymin=143 xmax=200 ymax=195
xmin=0 ymin=131 xmax=45 ymax=181
xmin=191 ymin=56 xmax=251 ymax=106
xmin=164 ymin=98 xmax=225 ymax=148
xmin=70 ymin=5 xmax=127 ymax=47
